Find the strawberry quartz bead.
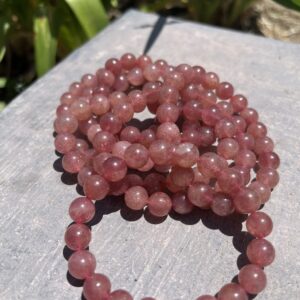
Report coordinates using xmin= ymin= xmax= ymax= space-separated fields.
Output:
xmin=112 ymin=102 xmax=134 ymax=122
xmin=128 ymin=90 xmax=147 ymax=112
xmin=181 ymin=128 xmax=202 ymax=147
xmin=147 ymin=192 xmax=172 ymax=217
xmin=254 ymin=136 xmax=274 ymax=155
xmin=105 ymin=58 xmax=122 ymax=75
xmin=170 ymin=166 xmax=194 ymax=187
xmin=172 ymin=192 xmax=194 ymax=214
xmin=139 ymin=128 xmax=156 ymax=147
xmin=233 ymin=188 xmax=260 ymax=214
xmin=218 ymin=283 xmax=248 ymax=300
xmin=164 ymin=71 xmax=185 ymax=90
xmin=54 ymin=114 xmax=78 ymax=133
xmin=256 ymin=167 xmax=279 ymax=188
xmin=83 ymin=273 xmax=111 ymax=300
xmin=149 ymin=139 xmax=174 ymax=165
xmin=109 ymin=290 xmax=133 ymax=300
xmin=90 ymin=94 xmax=110 ymax=115
xmin=68 ymin=250 xmax=96 ymax=280
xmin=124 ymin=143 xmax=149 ymax=169
xmin=92 ymin=131 xmax=116 ymax=153
xmin=113 ymin=74 xmax=129 ymax=92
xmin=211 ymin=193 xmax=235 ymax=216
xmin=120 ymin=53 xmax=136 ymax=70
xmin=173 ymin=142 xmax=199 ymax=168
xmin=69 ymin=82 xmax=83 ymax=96
xmin=216 ymin=82 xmax=234 ymax=100
xmin=54 ymin=133 xmax=76 ymax=154
xmin=240 ymin=108 xmax=259 ymax=124
xmin=230 ymin=94 xmax=248 ymax=113
xmin=62 ymin=150 xmax=86 ymax=173
xmin=143 ymin=81 xmax=161 ymax=104
xmin=109 ymin=91 xmax=128 ymax=107
xmin=247 ymin=122 xmax=267 ymax=138
xmin=258 ymin=151 xmax=280 ymax=169
xmin=217 ymin=138 xmax=239 ymax=159
xmin=231 ymin=116 xmax=247 ymax=133
xmin=198 ymin=126 xmax=216 ymax=147
xmin=202 ymin=106 xmax=222 ymax=127
xmin=159 ymin=85 xmax=179 ymax=104
xmin=69 ymin=197 xmax=95 ymax=223
xmin=156 ymin=103 xmax=180 ymax=123
xmin=215 ymin=118 xmax=236 ymax=138
xmin=248 ymin=181 xmax=271 ymax=204
xmin=143 ymin=64 xmax=160 ymax=82
xmin=247 ymin=238 xmax=275 ymax=267
xmin=234 ymin=150 xmax=257 ymax=169
xmin=96 ymin=68 xmax=115 ymax=86
xmin=246 ymin=211 xmax=273 ymax=238
xmin=120 ymin=126 xmax=140 ymax=143
xmin=198 ymin=152 xmax=227 ymax=178
xmin=155 ymin=59 xmax=168 ymax=73
xmin=202 ymin=72 xmax=219 ymax=89
xmin=183 ymin=100 xmax=202 ymax=122
xmin=217 ymin=168 xmax=243 ymax=195
xmin=102 ymin=156 xmax=127 ymax=182
xmin=187 ymin=183 xmax=213 ymax=208
xmin=196 ymin=296 xmax=216 ymax=300
xmin=78 ymin=166 xmax=94 ymax=186
xmin=65 ymin=223 xmax=91 ymax=250
xmin=176 ymin=63 xmax=195 ymax=83
xmin=127 ymin=67 xmax=144 ymax=86
xmin=87 ymin=124 xmax=102 ymax=142
xmin=100 ymin=112 xmax=122 ymax=134
xmin=235 ymin=132 xmax=255 ymax=150
xmin=125 ymin=186 xmax=148 ymax=210
xmin=75 ymin=138 xmax=89 ymax=152
xmin=137 ymin=54 xmax=152 ymax=69
xmin=81 ymin=74 xmax=98 ymax=88
xmin=70 ymin=99 xmax=92 ymax=121
xmin=217 ymin=101 xmax=234 ymax=118
xmin=200 ymin=90 xmax=217 ymax=108
xmin=83 ymin=175 xmax=110 ymax=200
xmin=232 ymin=166 xmax=251 ymax=185
xmin=93 ymin=152 xmax=112 ymax=175
xmin=156 ymin=122 xmax=181 ymax=144
xmin=112 ymin=141 xmax=131 ymax=159
xmin=60 ymin=92 xmax=75 ymax=105
xmin=238 ymin=264 xmax=267 ymax=294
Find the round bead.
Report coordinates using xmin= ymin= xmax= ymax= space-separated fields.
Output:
xmin=230 ymin=94 xmax=248 ymax=112
xmin=233 ymin=188 xmax=261 ymax=214
xmin=258 ymin=151 xmax=280 ymax=169
xmin=92 ymin=131 xmax=116 ymax=153
xmin=156 ymin=103 xmax=180 ymax=123
xmin=55 ymin=133 xmax=76 ymax=154
xmin=149 ymin=139 xmax=174 ymax=165
xmin=62 ymin=150 xmax=86 ymax=173
xmin=170 ymin=166 xmax=194 ymax=187
xmin=99 ymin=112 xmax=122 ymax=134
xmin=234 ymin=150 xmax=257 ymax=168
xmin=83 ymin=175 xmax=110 ymax=200
xmin=148 ymin=192 xmax=172 ymax=217
xmin=217 ymin=138 xmax=239 ymax=159
xmin=143 ymin=173 xmax=165 ymax=194
xmin=96 ymin=68 xmax=115 ymax=86
xmin=187 ymin=183 xmax=213 ymax=208
xmin=198 ymin=152 xmax=227 ymax=178
xmin=217 ymin=168 xmax=243 ymax=195
xmin=246 ymin=211 xmax=273 ymax=238
xmin=254 ymin=136 xmax=274 ymax=155
xmin=124 ymin=143 xmax=149 ymax=169
xmin=90 ymin=94 xmax=110 ymax=115
xmin=256 ymin=167 xmax=279 ymax=188
xmin=102 ymin=156 xmax=127 ymax=182
xmin=218 ymin=283 xmax=248 ymax=300
xmin=69 ymin=197 xmax=95 ymax=223
xmin=65 ymin=223 xmax=91 ymax=250
xmin=83 ymin=273 xmax=111 ymax=300
xmin=247 ymin=122 xmax=267 ymax=138
xmin=156 ymin=122 xmax=181 ymax=144
xmin=172 ymin=192 xmax=194 ymax=214
xmin=211 ymin=193 xmax=235 ymax=216
xmin=54 ymin=114 xmax=78 ymax=134
xmin=216 ymin=82 xmax=234 ymax=99
xmin=120 ymin=126 xmax=141 ymax=143
xmin=125 ymin=186 xmax=148 ymax=210
xmin=248 ymin=181 xmax=271 ymax=204
xmin=247 ymin=238 xmax=275 ymax=267
xmin=110 ymin=290 xmax=133 ymax=300
xmin=173 ymin=142 xmax=199 ymax=168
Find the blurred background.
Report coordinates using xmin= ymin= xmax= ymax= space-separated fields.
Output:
xmin=0 ymin=0 xmax=299 ymax=111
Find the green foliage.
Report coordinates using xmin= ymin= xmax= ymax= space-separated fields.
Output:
xmin=273 ymin=0 xmax=300 ymax=11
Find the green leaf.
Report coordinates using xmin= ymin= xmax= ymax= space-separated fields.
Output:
xmin=64 ymin=0 xmax=108 ymax=38
xmin=273 ymin=0 xmax=300 ymax=11
xmin=0 ymin=18 xmax=10 ymax=62
xmin=34 ymin=4 xmax=57 ymax=77
xmin=0 ymin=77 xmax=7 ymax=88
xmin=0 ymin=101 xmax=6 ymax=111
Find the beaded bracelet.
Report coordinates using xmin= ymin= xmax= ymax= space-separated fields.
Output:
xmin=54 ymin=53 xmax=279 ymax=300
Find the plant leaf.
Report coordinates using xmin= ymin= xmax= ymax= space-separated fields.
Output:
xmin=273 ymin=0 xmax=300 ymax=11
xmin=0 ymin=18 xmax=10 ymax=62
xmin=34 ymin=4 xmax=57 ymax=77
xmin=64 ymin=0 xmax=108 ymax=38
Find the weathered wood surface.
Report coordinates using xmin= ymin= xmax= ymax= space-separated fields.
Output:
xmin=0 ymin=10 xmax=300 ymax=300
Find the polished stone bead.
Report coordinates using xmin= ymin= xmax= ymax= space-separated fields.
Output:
xmin=246 ymin=211 xmax=273 ymax=238
xmin=218 ymin=283 xmax=248 ymax=300
xmin=83 ymin=273 xmax=111 ymax=300
xmin=247 ymin=238 xmax=275 ymax=267
xmin=65 ymin=223 xmax=91 ymax=251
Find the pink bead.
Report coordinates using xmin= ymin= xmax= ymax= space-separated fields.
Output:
xmin=143 ymin=81 xmax=161 ymax=104
xmin=92 ymin=131 xmax=116 ymax=153
xmin=148 ymin=192 xmax=172 ymax=217
xmin=181 ymin=129 xmax=202 ymax=147
xmin=156 ymin=103 xmax=180 ymax=123
xmin=235 ymin=132 xmax=255 ymax=150
xmin=144 ymin=64 xmax=160 ymax=82
xmin=216 ymin=82 xmax=234 ymax=99
xmin=99 ymin=113 xmax=122 ymax=134
xmin=83 ymin=175 xmax=110 ymax=200
xmin=215 ymin=118 xmax=236 ymax=138
xmin=201 ymin=106 xmax=222 ymax=127
xmin=164 ymin=71 xmax=185 ymax=90
xmin=159 ymin=85 xmax=179 ymax=104
xmin=172 ymin=192 xmax=194 ymax=214
xmin=60 ymin=92 xmax=75 ymax=105
xmin=202 ymin=72 xmax=219 ymax=89
xmin=102 ymin=156 xmax=127 ymax=182
xmin=120 ymin=126 xmax=140 ymax=143
xmin=217 ymin=168 xmax=243 ymax=195
xmin=173 ymin=142 xmax=199 ymax=168
xmin=65 ymin=223 xmax=91 ymax=250
xmin=105 ymin=58 xmax=122 ymax=75
xmin=54 ymin=114 xmax=78 ymax=134
xmin=109 ymin=91 xmax=128 ymax=107
xmin=238 ymin=264 xmax=267 ymax=294
xmin=254 ymin=136 xmax=274 ymax=155
xmin=143 ymin=173 xmax=165 ymax=194
xmin=113 ymin=74 xmax=129 ymax=92
xmin=247 ymin=238 xmax=275 ymax=267
xmin=126 ymin=173 xmax=144 ymax=187
xmin=155 ymin=59 xmax=168 ymax=73
xmin=233 ymin=188 xmax=261 ymax=214
xmin=90 ymin=94 xmax=110 ymax=115
xmin=69 ymin=81 xmax=83 ymax=96
xmin=192 ymin=65 xmax=206 ymax=84
xmin=81 ymin=73 xmax=97 ymax=88
xmin=78 ymin=117 xmax=97 ymax=135
xmin=112 ymin=141 xmax=131 ymax=159
xmin=109 ymin=177 xmax=130 ymax=196
xmin=166 ymin=174 xmax=184 ymax=193
xmin=247 ymin=122 xmax=267 ymax=138
xmin=218 ymin=283 xmax=248 ymax=300
xmin=156 ymin=122 xmax=181 ymax=144
xmin=127 ymin=67 xmax=144 ymax=86
xmin=187 ymin=183 xmax=213 ymax=208
xmin=54 ymin=133 xmax=76 ymax=154
xmin=124 ymin=143 xmax=149 ymax=169
xmin=170 ymin=166 xmax=194 ymax=187
xmin=234 ymin=150 xmax=257 ymax=168
xmin=192 ymin=167 xmax=210 ymax=184
xmin=93 ymin=152 xmax=112 ymax=175
xmin=96 ymin=68 xmax=115 ymax=86
xmin=256 ymin=167 xmax=279 ymax=188
xmin=211 ymin=193 xmax=234 ymax=216
xmin=69 ymin=197 xmax=95 ymax=223
xmin=258 ymin=151 xmax=280 ymax=169
xmin=70 ymin=99 xmax=92 ymax=121
xmin=125 ymin=186 xmax=148 ymax=210
xmin=181 ymin=84 xmax=200 ymax=103
xmin=198 ymin=152 xmax=227 ymax=178
xmin=230 ymin=94 xmax=248 ymax=113
xmin=240 ymin=108 xmax=259 ymax=124
xmin=198 ymin=126 xmax=215 ymax=147
xmin=183 ymin=100 xmax=202 ymax=121
xmin=217 ymin=101 xmax=234 ymax=118
xmin=200 ymin=90 xmax=217 ymax=108
xmin=56 ymin=103 xmax=71 ymax=116
xmin=246 ymin=211 xmax=273 ymax=238
xmin=78 ymin=166 xmax=94 ymax=186
xmin=87 ymin=124 xmax=102 ymax=142
xmin=75 ymin=138 xmax=89 ymax=152
xmin=231 ymin=166 xmax=251 ymax=185
xmin=120 ymin=53 xmax=136 ymax=70
xmin=149 ymin=139 xmax=174 ymax=165
xmin=176 ymin=63 xmax=195 ymax=83
xmin=83 ymin=273 xmax=111 ymax=300
xmin=94 ymin=84 xmax=111 ymax=97
xmin=110 ymin=289 xmax=133 ymax=300
xmin=128 ymin=90 xmax=146 ymax=112
xmin=68 ymin=250 xmax=96 ymax=280
xmin=62 ymin=150 xmax=86 ymax=173
xmin=113 ymin=102 xmax=134 ymax=123
xmin=139 ymin=129 xmax=156 ymax=147
xmin=217 ymin=138 xmax=239 ymax=159
xmin=248 ymin=181 xmax=271 ymax=204
xmin=196 ymin=296 xmax=216 ymax=300
xmin=137 ymin=55 xmax=152 ymax=69
xmin=231 ymin=116 xmax=247 ymax=133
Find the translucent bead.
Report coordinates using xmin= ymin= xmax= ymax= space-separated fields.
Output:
xmin=202 ymin=72 xmax=219 ymax=89
xmin=94 ymin=84 xmax=111 ymax=96
xmin=96 ymin=68 xmax=115 ymax=86
xmin=102 ymin=156 xmax=127 ymax=182
xmin=60 ymin=92 xmax=75 ymax=105
xmin=126 ymin=173 xmax=144 ymax=187
xmin=181 ymin=84 xmax=201 ymax=103
xmin=87 ymin=124 xmax=102 ymax=142
xmin=105 ymin=58 xmax=122 ymax=75
xmin=215 ymin=118 xmax=236 ymax=138
xmin=170 ymin=166 xmax=194 ymax=187
xmin=231 ymin=166 xmax=251 ymax=185
xmin=81 ymin=73 xmax=97 ymax=88
xmin=156 ymin=103 xmax=180 ymax=123
xmin=198 ymin=126 xmax=216 ymax=147
xmin=120 ymin=53 xmax=136 ymax=70
xmin=246 ymin=211 xmax=273 ymax=238
xmin=217 ymin=101 xmax=234 ymax=118
xmin=127 ymin=67 xmax=144 ymax=86
xmin=56 ymin=104 xmax=71 ymax=116
xmin=128 ymin=90 xmax=147 ymax=112
xmin=68 ymin=250 xmax=96 ymax=280
xmin=183 ymin=100 xmax=202 ymax=121
xmin=247 ymin=238 xmax=275 ymax=267
xmin=247 ymin=122 xmax=267 ymax=138
xmin=156 ymin=122 xmax=181 ymax=144
xmin=164 ymin=71 xmax=185 ymax=90
xmin=233 ymin=188 xmax=260 ymax=214
xmin=139 ymin=129 xmax=156 ymax=147
xmin=92 ymin=131 xmax=116 ymax=153
xmin=256 ymin=167 xmax=279 ymax=188
xmin=100 ymin=113 xmax=122 ymax=134
xmin=248 ymin=181 xmax=271 ymax=204
xmin=258 ymin=151 xmax=280 ymax=169
xmin=110 ymin=289 xmax=133 ymax=300
xmin=238 ymin=264 xmax=267 ymax=295
xmin=83 ymin=273 xmax=111 ymax=300
xmin=75 ymin=138 xmax=89 ymax=153
xmin=78 ymin=117 xmax=97 ymax=135
xmin=159 ymin=85 xmax=179 ymax=104
xmin=54 ymin=133 xmax=76 ymax=154
xmin=231 ymin=116 xmax=247 ymax=133
xmin=69 ymin=197 xmax=95 ymax=223
xmin=173 ymin=142 xmax=199 ymax=168
xmin=143 ymin=81 xmax=161 ymax=104
xmin=149 ymin=139 xmax=174 ymax=165
xmin=90 ymin=94 xmax=110 ymax=115
xmin=155 ymin=59 xmax=168 ymax=73
xmin=187 ymin=183 xmax=213 ymax=208
xmin=192 ymin=65 xmax=206 ymax=84
xmin=230 ymin=94 xmax=248 ymax=113
xmin=144 ymin=64 xmax=160 ymax=82
xmin=148 ymin=192 xmax=172 ymax=217
xmin=211 ymin=193 xmax=234 ymax=216
xmin=172 ymin=192 xmax=194 ymax=214
xmin=54 ymin=114 xmax=78 ymax=134
xmin=62 ymin=150 xmax=86 ymax=173
xmin=112 ymin=102 xmax=134 ymax=123
xmin=137 ymin=54 xmax=152 ymax=69
xmin=182 ymin=120 xmax=201 ymax=131
xmin=235 ymin=132 xmax=255 ymax=150
xmin=112 ymin=141 xmax=131 ymax=159
xmin=200 ymin=90 xmax=217 ymax=108
xmin=124 ymin=143 xmax=149 ymax=169
xmin=192 ymin=167 xmax=210 ymax=184
xmin=240 ymin=108 xmax=259 ymax=124
xmin=125 ymin=186 xmax=148 ymax=210
xmin=196 ymin=296 xmax=216 ymax=300
xmin=83 ymin=175 xmax=110 ymax=200
xmin=78 ymin=166 xmax=94 ymax=186
xmin=216 ymin=82 xmax=234 ymax=99
xmin=176 ymin=63 xmax=195 ymax=83
xmin=166 ymin=174 xmax=184 ymax=193
xmin=217 ymin=168 xmax=243 ymax=195
xmin=234 ymin=150 xmax=257 ymax=168
xmin=137 ymin=157 xmax=153 ymax=172
xmin=181 ymin=129 xmax=202 ymax=147
xmin=65 ymin=223 xmax=91 ymax=250
xmin=113 ymin=74 xmax=129 ymax=92
xmin=69 ymin=82 xmax=83 ymax=96
xmin=109 ymin=91 xmax=128 ymax=107
xmin=254 ymin=136 xmax=274 ymax=155
xmin=218 ymin=283 xmax=248 ymax=300
xmin=198 ymin=152 xmax=227 ymax=178
xmin=201 ymin=106 xmax=222 ymax=127
xmin=217 ymin=138 xmax=239 ymax=159
xmin=70 ymin=99 xmax=92 ymax=121
xmin=144 ymin=173 xmax=165 ymax=194
xmin=93 ymin=152 xmax=112 ymax=175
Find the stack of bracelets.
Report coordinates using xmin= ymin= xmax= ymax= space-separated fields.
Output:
xmin=54 ymin=53 xmax=279 ymax=300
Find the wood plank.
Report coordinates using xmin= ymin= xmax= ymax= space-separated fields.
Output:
xmin=0 ymin=9 xmax=299 ymax=300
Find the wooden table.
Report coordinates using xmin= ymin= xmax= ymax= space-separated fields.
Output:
xmin=0 ymin=10 xmax=299 ymax=300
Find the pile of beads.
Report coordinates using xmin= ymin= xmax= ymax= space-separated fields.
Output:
xmin=54 ymin=53 xmax=279 ymax=300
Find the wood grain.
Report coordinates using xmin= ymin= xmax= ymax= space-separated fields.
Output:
xmin=0 ymin=10 xmax=299 ymax=300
